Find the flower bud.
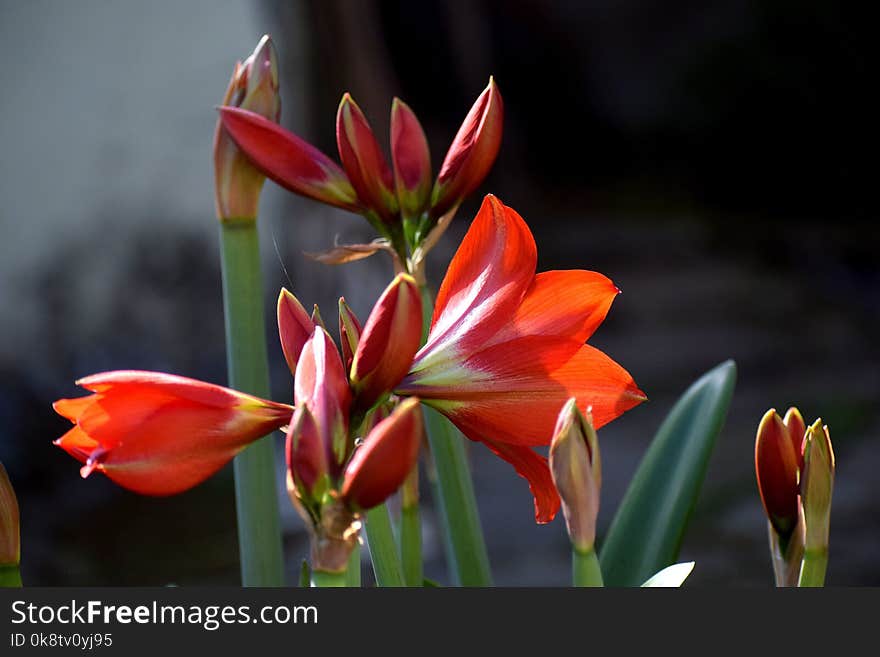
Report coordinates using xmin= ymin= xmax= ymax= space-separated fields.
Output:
xmin=431 ymin=77 xmax=503 ymax=218
xmin=337 ymin=297 xmax=362 ymax=375
xmin=391 ymin=98 xmax=432 ymax=221
xmin=754 ymin=408 xmax=801 ymax=537
xmin=213 ymin=35 xmax=281 ymax=221
xmin=549 ymin=399 xmax=601 ymax=552
xmin=801 ymin=419 xmax=835 ymax=552
xmin=350 ymin=273 xmax=423 ymax=413
xmin=0 ymin=463 xmax=20 ymax=568
xmin=294 ymin=328 xmax=352 ymax=474
xmin=278 ymin=288 xmax=315 ymax=377
xmin=218 ymin=107 xmax=361 ymax=212
xmin=336 ymin=94 xmax=399 ymax=224
xmin=341 ymin=398 xmax=423 ymax=510
xmin=285 ymin=405 xmax=329 ymax=500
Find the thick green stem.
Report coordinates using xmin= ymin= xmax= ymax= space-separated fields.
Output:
xmin=424 ymin=407 xmax=492 ymax=586
xmin=220 ymin=219 xmax=285 ymax=587
xmin=311 ymin=569 xmax=347 ymax=587
xmin=400 ymin=468 xmax=422 ymax=586
xmin=345 ymin=543 xmax=361 ymax=587
xmin=417 ymin=284 xmax=491 ymax=587
xmin=573 ymin=547 xmax=604 ymax=587
xmin=364 ymin=504 xmax=405 ymax=587
xmin=798 ymin=547 xmax=828 ymax=587
xmin=0 ymin=565 xmax=22 ymax=587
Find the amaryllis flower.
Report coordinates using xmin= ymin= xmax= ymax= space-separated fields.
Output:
xmin=398 ymin=195 xmax=646 ymax=523
xmin=53 ymin=372 xmax=294 ymax=495
xmin=217 ymin=78 xmax=502 ymax=238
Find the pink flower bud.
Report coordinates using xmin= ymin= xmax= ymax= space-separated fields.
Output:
xmin=277 ymin=288 xmax=315 ymax=377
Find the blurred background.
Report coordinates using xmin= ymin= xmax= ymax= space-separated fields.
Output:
xmin=1 ymin=0 xmax=876 ymax=586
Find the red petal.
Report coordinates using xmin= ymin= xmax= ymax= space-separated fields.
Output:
xmin=277 ymin=288 xmax=314 ymax=377
xmin=341 ymin=398 xmax=422 ymax=510
xmin=490 ymin=270 xmax=619 ymax=346
xmin=420 ymin=195 xmax=536 ymax=363
xmin=217 ymin=107 xmax=361 ymax=211
xmin=422 ymin=340 xmax=644 ymax=446
xmin=482 ymin=439 xmax=560 ymax=523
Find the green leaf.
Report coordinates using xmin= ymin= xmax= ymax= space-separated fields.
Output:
xmin=422 ymin=577 xmax=441 ymax=587
xmin=600 ymin=360 xmax=736 ymax=586
xmin=641 ymin=562 xmax=695 ymax=587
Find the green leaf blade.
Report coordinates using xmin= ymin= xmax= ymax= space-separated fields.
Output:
xmin=600 ymin=360 xmax=737 ymax=586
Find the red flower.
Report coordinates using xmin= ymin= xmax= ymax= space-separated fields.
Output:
xmin=398 ymin=195 xmax=646 ymax=523
xmin=53 ymin=372 xmax=294 ymax=495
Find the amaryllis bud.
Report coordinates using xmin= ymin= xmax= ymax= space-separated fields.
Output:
xmin=213 ymin=35 xmax=282 ymax=221
xmin=53 ymin=371 xmax=293 ymax=495
xmin=278 ymin=288 xmax=315 ymax=377
xmin=783 ymin=406 xmax=807 ymax=472
xmin=218 ymin=107 xmax=361 ymax=212
xmin=336 ymin=94 xmax=399 ymax=224
xmin=0 ymin=463 xmax=20 ymax=568
xmin=337 ymin=297 xmax=362 ymax=375
xmin=430 ymin=77 xmax=503 ymax=218
xmin=800 ymin=418 xmax=835 ymax=552
xmin=350 ymin=273 xmax=423 ymax=413
xmin=341 ymin=398 xmax=423 ymax=510
xmin=755 ymin=408 xmax=801 ymax=537
xmin=391 ymin=98 xmax=432 ymax=221
xmin=549 ymin=399 xmax=601 ymax=552
xmin=286 ymin=405 xmax=329 ymax=499
xmin=294 ymin=328 xmax=352 ymax=473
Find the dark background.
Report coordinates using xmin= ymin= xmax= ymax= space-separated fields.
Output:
xmin=1 ymin=0 xmax=876 ymax=586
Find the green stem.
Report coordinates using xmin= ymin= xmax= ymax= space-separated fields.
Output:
xmin=573 ymin=547 xmax=604 ymax=587
xmin=0 ymin=565 xmax=22 ymax=587
xmin=311 ymin=569 xmax=347 ymax=587
xmin=798 ymin=547 xmax=828 ymax=587
xmin=220 ymin=219 xmax=285 ymax=587
xmin=424 ymin=407 xmax=492 ymax=586
xmin=417 ymin=284 xmax=491 ymax=587
xmin=364 ymin=504 xmax=405 ymax=587
xmin=345 ymin=543 xmax=361 ymax=587
xmin=400 ymin=482 xmax=423 ymax=586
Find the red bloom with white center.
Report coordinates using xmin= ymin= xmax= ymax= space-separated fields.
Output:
xmin=398 ymin=195 xmax=646 ymax=523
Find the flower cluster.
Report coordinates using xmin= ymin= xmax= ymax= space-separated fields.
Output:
xmin=217 ymin=75 xmax=502 ymax=255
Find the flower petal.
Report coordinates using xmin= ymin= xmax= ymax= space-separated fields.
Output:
xmin=410 ymin=340 xmax=644 ymax=446
xmin=489 ymin=270 xmax=620 ymax=347
xmin=482 ymin=439 xmax=560 ymax=524
xmin=416 ymin=195 xmax=536 ymax=369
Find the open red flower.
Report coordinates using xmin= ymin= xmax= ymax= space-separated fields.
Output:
xmin=53 ymin=371 xmax=293 ymax=495
xmin=398 ymin=195 xmax=645 ymax=523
